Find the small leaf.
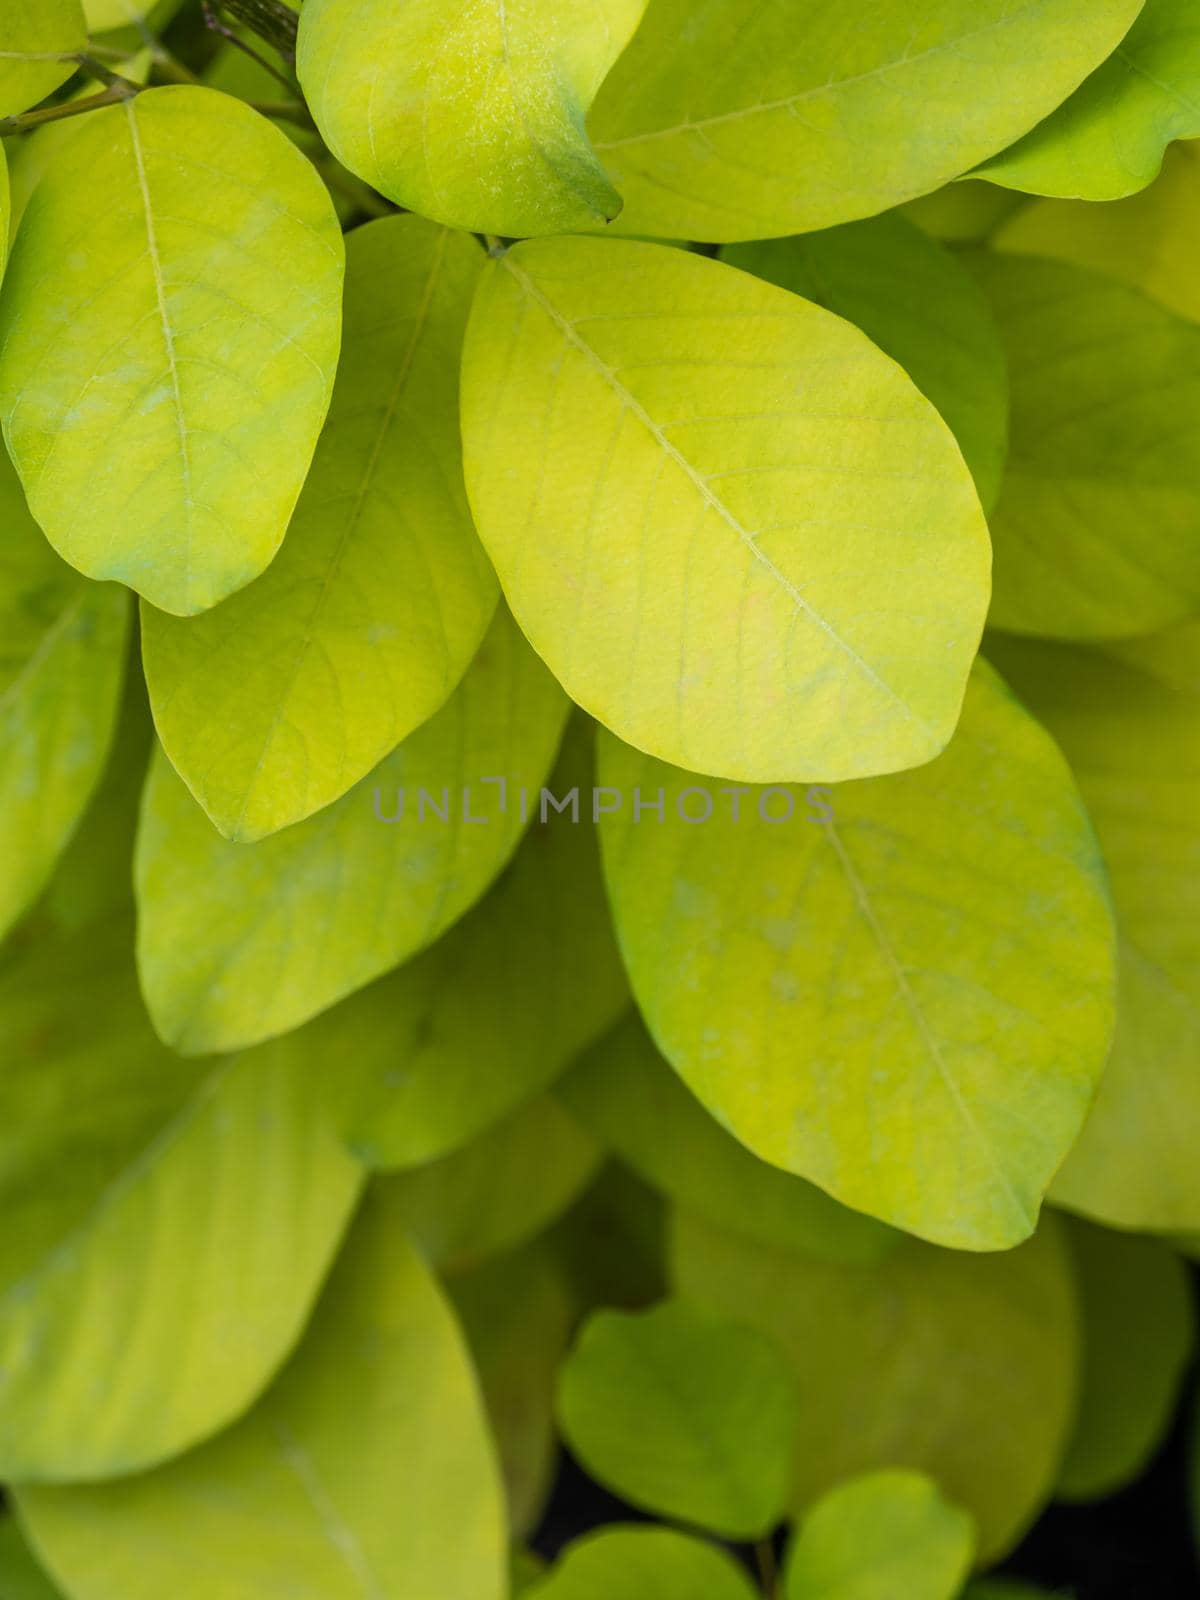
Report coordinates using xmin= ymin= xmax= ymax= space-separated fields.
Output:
xmin=142 ymin=214 xmax=497 ymax=841
xmin=558 ymin=1298 xmax=798 ymax=1539
xmin=0 ymin=86 xmax=344 ymax=615
xmin=527 ymin=1527 xmax=759 ymax=1600
xmin=296 ymin=0 xmax=646 ymax=236
xmin=0 ymin=1 xmax=85 ymax=119
xmin=988 ymin=627 xmax=1200 ymax=1232
xmin=1058 ymin=1219 xmax=1194 ymax=1501
xmin=136 ymin=607 xmax=569 ymax=1055
xmin=560 ymin=1013 xmax=897 ymax=1266
xmin=724 ymin=216 xmax=1009 ymax=510
xmin=979 ymin=0 xmax=1200 ymax=200
xmin=587 ymin=0 xmax=1145 ymax=241
xmin=0 ymin=447 xmax=128 ymax=942
xmin=338 ymin=716 xmax=629 ymax=1171
xmin=784 ymin=1471 xmax=975 ymax=1600
xmin=18 ymin=1184 xmax=508 ymax=1600
xmin=462 ymin=237 xmax=990 ymax=785
xmin=671 ymin=1208 xmax=1080 ymax=1563
xmin=597 ymin=664 xmax=1115 ymax=1251
xmin=385 ymin=1095 xmax=601 ymax=1275
xmin=0 ymin=911 xmax=363 ymax=1480
xmin=968 ymin=249 xmax=1200 ymax=638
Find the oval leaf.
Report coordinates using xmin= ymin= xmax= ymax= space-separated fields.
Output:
xmin=785 ymin=1471 xmax=975 ymax=1600
xmin=671 ymin=1208 xmax=1080 ymax=1562
xmin=724 ymin=216 xmax=1009 ymax=511
xmin=980 ymin=0 xmax=1200 ymax=200
xmin=462 ymin=237 xmax=990 ymax=785
xmin=136 ymin=606 xmax=569 ymax=1054
xmin=0 ymin=910 xmax=362 ymax=1481
xmin=597 ymin=663 xmax=1116 ymax=1250
xmin=18 ymin=1184 xmax=508 ymax=1600
xmin=0 ymin=86 xmax=344 ymax=615
xmin=587 ymin=0 xmax=1145 ymax=241
xmin=297 ymin=0 xmax=646 ymax=236
xmin=528 ymin=1527 xmax=758 ymax=1600
xmin=142 ymin=214 xmax=497 ymax=841
xmin=968 ymin=249 xmax=1200 ymax=638
xmin=0 ymin=2 xmax=85 ymax=119
xmin=558 ymin=1298 xmax=798 ymax=1539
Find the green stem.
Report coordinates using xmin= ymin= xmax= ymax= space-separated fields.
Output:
xmin=0 ymin=80 xmax=137 ymax=134
xmin=754 ymin=1539 xmax=779 ymax=1598
xmin=211 ymin=0 xmax=298 ymax=65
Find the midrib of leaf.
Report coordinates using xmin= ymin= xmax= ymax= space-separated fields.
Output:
xmin=124 ymin=100 xmax=195 ymax=604
xmin=499 ymin=254 xmax=932 ymax=736
xmin=821 ymin=815 xmax=1034 ymax=1232
xmin=269 ymin=1418 xmax=387 ymax=1600
xmin=593 ymin=0 xmax=1048 ymax=151
xmin=225 ymin=226 xmax=454 ymax=839
xmin=0 ymin=51 xmax=75 ymax=62
xmin=0 ymin=587 xmax=89 ymax=715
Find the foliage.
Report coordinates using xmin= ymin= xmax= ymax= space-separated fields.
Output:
xmin=0 ymin=2 xmax=1195 ymax=1597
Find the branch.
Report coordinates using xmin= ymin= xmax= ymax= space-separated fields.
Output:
xmin=0 ymin=80 xmax=137 ymax=134
xmin=209 ymin=0 xmax=299 ymax=67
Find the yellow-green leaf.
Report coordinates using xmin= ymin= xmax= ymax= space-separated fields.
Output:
xmin=724 ymin=216 xmax=1009 ymax=511
xmin=0 ymin=1 xmax=85 ymax=119
xmin=597 ymin=664 xmax=1116 ymax=1251
xmin=462 ymin=237 xmax=990 ymax=785
xmin=0 ymin=910 xmax=363 ymax=1481
xmin=979 ymin=0 xmax=1200 ymax=200
xmin=296 ymin=0 xmax=646 ymax=237
xmin=587 ymin=0 xmax=1145 ymax=242
xmin=0 ymin=447 xmax=128 ymax=942
xmin=18 ymin=1184 xmax=507 ymax=1600
xmin=559 ymin=1014 xmax=897 ymax=1266
xmin=0 ymin=1521 xmax=61 ymax=1600
xmin=785 ymin=1471 xmax=975 ymax=1600
xmin=671 ymin=1208 xmax=1080 ymax=1562
xmin=528 ymin=1527 xmax=759 ymax=1600
xmin=142 ymin=214 xmax=497 ymax=841
xmin=0 ymin=86 xmax=344 ymax=615
xmin=136 ymin=607 xmax=569 ymax=1055
xmin=988 ymin=626 xmax=1200 ymax=1231
xmin=968 ymin=249 xmax=1200 ymax=638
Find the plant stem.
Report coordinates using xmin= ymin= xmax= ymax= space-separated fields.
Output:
xmin=484 ymin=234 xmax=509 ymax=258
xmin=202 ymin=1 xmax=298 ymax=92
xmin=754 ymin=1539 xmax=779 ymax=1597
xmin=251 ymin=98 xmax=316 ymax=129
xmin=210 ymin=0 xmax=299 ymax=66
xmin=0 ymin=81 xmax=137 ymax=134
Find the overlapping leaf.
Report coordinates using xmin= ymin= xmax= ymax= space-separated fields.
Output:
xmin=981 ymin=0 xmax=1200 ymax=199
xmin=462 ymin=237 xmax=990 ymax=784
xmin=587 ymin=0 xmax=1145 ymax=241
xmin=528 ymin=1527 xmax=759 ymax=1600
xmin=142 ymin=214 xmax=497 ymax=841
xmin=0 ymin=86 xmax=343 ymax=615
xmin=0 ymin=1521 xmax=61 ymax=1600
xmin=597 ymin=664 xmax=1116 ymax=1250
xmin=18 ymin=1185 xmax=508 ymax=1600
xmin=672 ymin=1209 xmax=1080 ymax=1561
xmin=0 ymin=2 xmax=85 ymax=120
xmin=969 ymin=249 xmax=1200 ymax=638
xmin=136 ymin=607 xmax=569 ymax=1055
xmin=297 ymin=0 xmax=646 ymax=236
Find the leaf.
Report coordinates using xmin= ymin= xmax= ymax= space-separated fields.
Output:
xmin=337 ymin=715 xmax=629 ymax=1170
xmin=0 ymin=910 xmax=363 ymax=1481
xmin=559 ymin=1013 xmax=897 ymax=1266
xmin=596 ymin=663 xmax=1116 ymax=1251
xmin=545 ymin=1164 xmax=667 ymax=1316
xmin=979 ymin=0 xmax=1200 ymax=200
xmin=296 ymin=0 xmax=646 ymax=237
xmin=384 ymin=1095 xmax=601 ymax=1274
xmin=461 ymin=236 xmax=990 ymax=785
xmin=141 ymin=214 xmax=497 ymax=841
xmin=671 ymin=1208 xmax=1080 ymax=1562
xmin=136 ymin=606 xmax=569 ymax=1055
xmin=527 ymin=1527 xmax=759 ymax=1600
xmin=993 ymin=140 xmax=1200 ymax=323
xmin=17 ymin=1184 xmax=508 ymax=1600
xmin=987 ymin=627 xmax=1200 ymax=1232
xmin=784 ymin=1471 xmax=975 ymax=1600
xmin=1057 ymin=1219 xmax=1194 ymax=1501
xmin=586 ymin=0 xmax=1146 ymax=242
xmin=83 ymin=0 xmax=160 ymax=28
xmin=724 ymin=216 xmax=1009 ymax=511
xmin=0 ymin=1520 xmax=62 ymax=1600
xmin=0 ymin=1 xmax=85 ymax=120
xmin=967 ymin=249 xmax=1200 ymax=638
xmin=557 ymin=1298 xmax=798 ymax=1539
xmin=0 ymin=86 xmax=344 ymax=616
xmin=452 ymin=1240 xmax=577 ymax=1536
xmin=901 ymin=181 xmax=1031 ymax=246
xmin=0 ymin=446 xmax=129 ymax=942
